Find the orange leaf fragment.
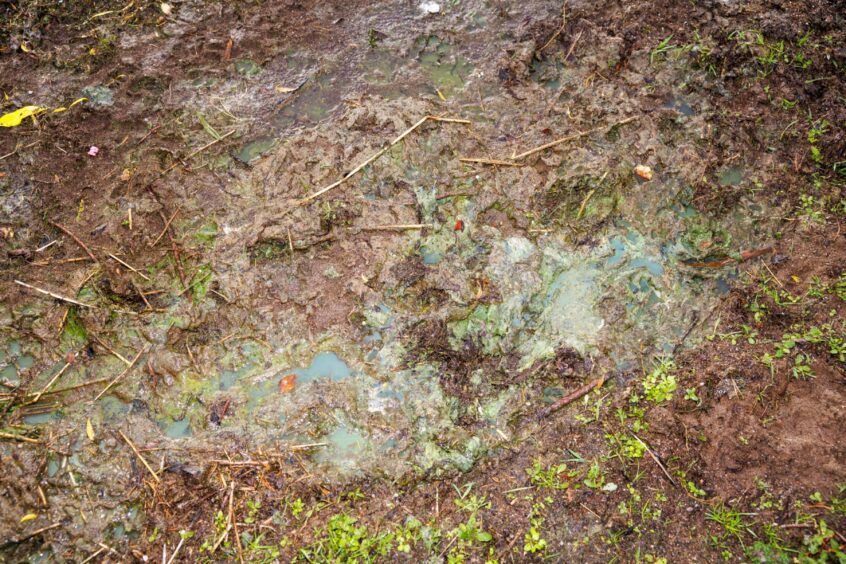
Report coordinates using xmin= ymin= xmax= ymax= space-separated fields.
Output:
xmin=278 ymin=374 xmax=296 ymax=393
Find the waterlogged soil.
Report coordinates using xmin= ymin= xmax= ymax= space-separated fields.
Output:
xmin=1 ymin=0 xmax=844 ymax=561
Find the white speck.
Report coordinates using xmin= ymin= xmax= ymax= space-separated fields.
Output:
xmin=419 ymin=1 xmax=440 ymax=14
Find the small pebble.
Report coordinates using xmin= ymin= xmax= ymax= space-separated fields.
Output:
xmin=419 ymin=1 xmax=440 ymax=14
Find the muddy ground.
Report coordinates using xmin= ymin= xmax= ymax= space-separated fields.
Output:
xmin=1 ymin=0 xmax=845 ymax=562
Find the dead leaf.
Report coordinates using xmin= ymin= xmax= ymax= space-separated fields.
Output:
xmin=278 ymin=374 xmax=296 ymax=393
xmin=53 ymin=97 xmax=87 ymax=114
xmin=86 ymin=418 xmax=95 ymax=441
xmin=0 ymin=106 xmax=45 ymax=127
xmin=275 ymin=85 xmax=298 ymax=94
xmin=634 ymin=164 xmax=653 ymax=181
xmin=223 ymin=37 xmax=233 ymax=62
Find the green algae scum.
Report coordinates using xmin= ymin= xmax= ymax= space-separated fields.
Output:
xmin=1 ymin=0 xmax=845 ymax=561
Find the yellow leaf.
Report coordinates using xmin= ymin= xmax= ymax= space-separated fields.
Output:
xmin=0 ymin=106 xmax=45 ymax=127
xmin=20 ymin=513 xmax=38 ymax=523
xmin=53 ymin=98 xmax=87 ymax=113
xmin=275 ymin=85 xmax=297 ymax=93
xmin=86 ymin=418 xmax=95 ymax=441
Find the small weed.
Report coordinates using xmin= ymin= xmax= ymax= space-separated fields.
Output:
xmin=643 ymin=357 xmax=678 ymax=404
xmin=791 ymin=353 xmax=815 ymax=380
xmin=686 ymin=481 xmax=706 ymax=498
xmin=684 ymin=387 xmax=702 ymax=405
xmin=297 ymin=512 xmax=393 ymax=562
xmin=808 ymin=119 xmax=830 ymax=167
xmin=523 ymin=502 xmax=549 ymax=555
xmin=707 ymin=504 xmax=750 ymax=541
xmin=454 ymin=494 xmax=491 ymax=514
xmin=607 ymin=432 xmax=647 ymax=459
xmin=288 ymin=498 xmax=305 ymax=519
xmin=835 ymin=273 xmax=846 ymax=302
xmin=650 ymin=35 xmax=677 ymax=64
xmin=526 ymin=460 xmax=577 ymax=491
xmin=583 ymin=460 xmax=606 ymax=490
xmin=797 ymin=194 xmax=826 ymax=224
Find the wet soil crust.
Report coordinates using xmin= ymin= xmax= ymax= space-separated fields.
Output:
xmin=1 ymin=0 xmax=845 ymax=562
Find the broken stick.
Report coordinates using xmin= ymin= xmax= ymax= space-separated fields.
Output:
xmin=297 ymin=115 xmax=470 ymax=205
xmin=536 ymin=374 xmax=607 ymax=420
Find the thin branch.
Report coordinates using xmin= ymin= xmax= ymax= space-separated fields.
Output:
xmin=296 ymin=115 xmax=470 ymax=205
xmin=93 ymin=347 xmax=146 ymax=401
xmin=14 ymin=280 xmax=95 ymax=309
xmin=119 ymin=430 xmax=161 ymax=482
xmin=49 ymin=221 xmax=98 ymax=263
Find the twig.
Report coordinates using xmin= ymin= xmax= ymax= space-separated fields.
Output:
xmin=118 ymin=430 xmax=161 ymax=482
xmin=538 ymin=3 xmax=566 ymax=52
xmin=536 ymin=374 xmax=607 ymax=419
xmin=35 ymin=240 xmax=57 ymax=253
xmin=763 ymin=262 xmax=784 ymax=288
xmin=157 ymin=210 xmax=188 ymax=291
xmin=160 ymin=131 xmax=235 ymax=175
xmin=131 ymin=279 xmax=153 ymax=311
xmin=290 ymin=442 xmax=328 ymax=450
xmin=632 ymin=433 xmax=677 ymax=487
xmin=166 ymin=534 xmax=186 ymax=564
xmin=212 ymin=479 xmax=236 ymax=554
xmin=107 ymin=253 xmax=151 ymax=281
xmin=185 ymin=130 xmax=235 ymax=160
xmin=576 ymin=188 xmax=596 ymax=219
xmin=29 ymin=361 xmax=72 ymax=404
xmin=14 ymin=280 xmax=95 ymax=309
xmin=562 ymin=30 xmax=583 ymax=62
xmin=511 ymin=116 xmax=638 ymax=161
xmin=0 ymin=522 xmax=61 ymax=549
xmin=151 ymin=207 xmax=180 ymax=247
xmin=459 ymin=157 xmax=519 ymax=167
xmin=176 ymin=271 xmax=212 ymax=297
xmin=80 ymin=546 xmax=106 ymax=564
xmin=0 ymin=140 xmax=39 ymax=162
xmin=49 ymin=221 xmax=98 ymax=263
xmin=297 ymin=115 xmax=470 ymax=205
xmin=93 ymin=347 xmax=146 ymax=401
xmin=36 ymin=377 xmax=110 ymax=397
xmin=460 ymin=116 xmax=637 ymax=165
xmin=0 ymin=431 xmax=41 ymax=444
xmin=361 ymin=223 xmax=434 ymax=231
xmin=210 ymin=523 xmax=233 ymax=553
xmin=685 ymin=246 xmax=773 ymax=268
xmin=29 ymin=256 xmax=90 ymax=267
xmin=229 ymin=479 xmax=245 ymax=564
xmin=209 ymin=459 xmax=269 ymax=467
xmin=92 ymin=335 xmax=132 ymax=366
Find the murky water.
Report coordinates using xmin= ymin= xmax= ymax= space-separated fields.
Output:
xmin=0 ymin=3 xmax=780 ymax=553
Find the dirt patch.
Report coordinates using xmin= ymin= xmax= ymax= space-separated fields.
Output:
xmin=1 ymin=0 xmax=845 ymax=561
